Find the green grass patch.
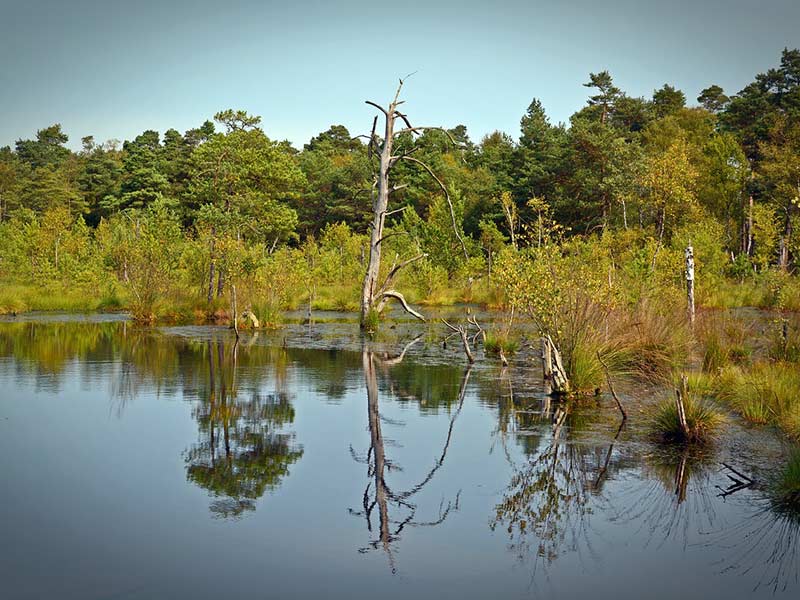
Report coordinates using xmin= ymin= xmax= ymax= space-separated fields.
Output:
xmin=484 ymin=331 xmax=519 ymax=355
xmin=715 ymin=362 xmax=800 ymax=440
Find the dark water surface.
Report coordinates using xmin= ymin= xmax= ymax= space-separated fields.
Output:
xmin=0 ymin=315 xmax=797 ymax=599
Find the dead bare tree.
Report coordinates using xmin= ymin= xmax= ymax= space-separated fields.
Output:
xmin=442 ymin=319 xmax=475 ymax=364
xmin=359 ymin=76 xmax=467 ymax=329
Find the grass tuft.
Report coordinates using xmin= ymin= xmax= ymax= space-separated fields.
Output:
xmin=771 ymin=449 xmax=800 ymax=511
xmin=484 ymin=332 xmax=519 ymax=355
xmin=650 ymin=379 xmax=724 ymax=444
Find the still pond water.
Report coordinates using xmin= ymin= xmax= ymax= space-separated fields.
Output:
xmin=0 ymin=313 xmax=797 ymax=599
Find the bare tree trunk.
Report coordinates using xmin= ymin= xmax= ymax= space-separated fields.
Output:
xmin=621 ymin=199 xmax=628 ymax=230
xmin=361 ymin=167 xmax=390 ymax=326
xmin=231 ymin=283 xmax=239 ymax=339
xmin=675 ymin=388 xmax=689 ymax=439
xmin=742 ymin=194 xmax=754 ymax=256
xmin=442 ymin=319 xmax=475 ymax=364
xmin=543 ymin=336 xmax=570 ymax=395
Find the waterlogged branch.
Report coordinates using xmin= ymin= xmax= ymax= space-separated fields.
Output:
xmin=442 ymin=319 xmax=475 ymax=364
xmin=597 ymin=351 xmax=627 ymax=421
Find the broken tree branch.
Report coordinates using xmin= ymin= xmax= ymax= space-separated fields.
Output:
xmin=365 ymin=100 xmax=389 ymax=116
xmin=380 ymin=290 xmax=425 ymax=321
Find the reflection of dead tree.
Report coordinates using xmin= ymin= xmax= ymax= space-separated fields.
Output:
xmin=351 ymin=347 xmax=466 ymax=572
xmin=380 ymin=334 xmax=423 ymax=366
xmin=592 ymin=420 xmax=625 ymax=490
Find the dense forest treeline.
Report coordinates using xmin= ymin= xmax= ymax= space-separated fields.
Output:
xmin=1 ymin=49 xmax=799 ymax=319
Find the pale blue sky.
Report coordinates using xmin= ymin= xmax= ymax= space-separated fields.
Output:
xmin=1 ymin=0 xmax=798 ymax=149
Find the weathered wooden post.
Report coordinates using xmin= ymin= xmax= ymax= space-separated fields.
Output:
xmin=675 ymin=375 xmax=690 ymax=440
xmin=231 ymin=284 xmax=239 ymax=339
xmin=685 ymin=244 xmax=695 ymax=328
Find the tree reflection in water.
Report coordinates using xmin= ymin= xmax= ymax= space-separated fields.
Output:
xmin=351 ymin=337 xmax=467 ymax=572
xmin=184 ymin=338 xmax=303 ymax=518
xmin=491 ymin=400 xmax=605 ymax=570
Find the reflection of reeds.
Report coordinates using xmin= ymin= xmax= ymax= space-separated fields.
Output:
xmin=615 ymin=447 xmax=718 ymax=549
xmin=713 ymin=493 xmax=800 ymax=593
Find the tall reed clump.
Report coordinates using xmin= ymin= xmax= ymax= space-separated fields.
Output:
xmin=697 ymin=312 xmax=755 ymax=373
xmin=624 ymin=298 xmax=694 ymax=379
xmin=715 ymin=362 xmax=800 ymax=440
xmin=650 ymin=377 xmax=724 ymax=444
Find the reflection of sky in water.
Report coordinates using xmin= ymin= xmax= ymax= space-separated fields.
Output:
xmin=0 ymin=319 xmax=797 ymax=599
